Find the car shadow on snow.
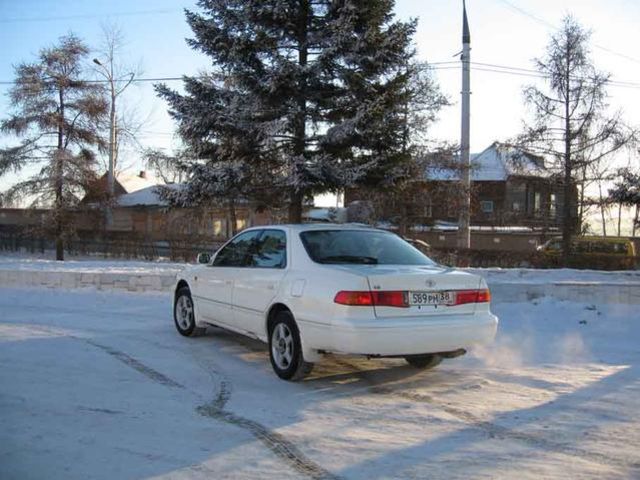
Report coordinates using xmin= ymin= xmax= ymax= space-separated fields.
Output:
xmin=194 ymin=325 xmax=640 ymax=479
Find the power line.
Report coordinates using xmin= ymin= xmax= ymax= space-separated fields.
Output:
xmin=0 ymin=66 xmax=461 ymax=86
xmin=496 ymin=0 xmax=640 ymax=65
xmin=0 ymin=76 xmax=183 ymax=86
xmin=470 ymin=61 xmax=640 ymax=88
xmin=0 ymin=8 xmax=181 ymax=24
xmin=497 ymin=0 xmax=555 ymax=29
xmin=1 ymin=63 xmax=639 ymax=90
xmin=428 ymin=60 xmax=640 ymax=89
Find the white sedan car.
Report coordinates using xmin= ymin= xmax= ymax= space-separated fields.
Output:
xmin=173 ymin=224 xmax=498 ymax=380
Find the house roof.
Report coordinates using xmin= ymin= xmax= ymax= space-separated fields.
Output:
xmin=426 ymin=142 xmax=549 ymax=181
xmin=116 ymin=184 xmax=182 ymax=207
xmin=81 ymin=170 xmax=160 ymax=204
xmin=116 ymin=172 xmax=158 ymax=193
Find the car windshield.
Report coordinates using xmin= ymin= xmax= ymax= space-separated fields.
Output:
xmin=300 ymin=229 xmax=436 ymax=266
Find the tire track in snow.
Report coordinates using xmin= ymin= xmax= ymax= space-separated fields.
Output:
xmin=196 ymin=379 xmax=341 ymax=480
xmin=82 ymin=338 xmax=185 ymax=389
xmin=4 ymin=316 xmax=336 ymax=477
xmin=331 ymin=358 xmax=639 ymax=472
xmin=2 ymin=322 xmax=186 ymax=390
xmin=130 ymin=336 xmax=340 ymax=480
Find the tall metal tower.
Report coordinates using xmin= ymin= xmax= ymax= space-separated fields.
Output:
xmin=458 ymin=0 xmax=472 ymax=249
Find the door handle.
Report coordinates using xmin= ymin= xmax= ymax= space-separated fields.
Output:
xmin=225 ymin=280 xmax=233 ymax=285
xmin=267 ymin=284 xmax=275 ymax=290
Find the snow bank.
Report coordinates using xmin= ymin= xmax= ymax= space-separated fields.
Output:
xmin=0 ymin=257 xmax=185 ymax=274
xmin=466 ymin=267 xmax=640 ymax=285
xmin=466 ymin=268 xmax=640 ymax=304
xmin=0 ymin=257 xmax=185 ymax=292
xmin=0 ymin=269 xmax=177 ymax=292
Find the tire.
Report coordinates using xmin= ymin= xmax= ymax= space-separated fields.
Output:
xmin=174 ymin=287 xmax=206 ymax=337
xmin=404 ymin=354 xmax=442 ymax=369
xmin=268 ymin=310 xmax=314 ymax=381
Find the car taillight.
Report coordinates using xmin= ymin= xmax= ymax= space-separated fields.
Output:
xmin=334 ymin=289 xmax=490 ymax=308
xmin=454 ymin=289 xmax=491 ymax=305
xmin=334 ymin=291 xmax=408 ymax=308
xmin=373 ymin=291 xmax=408 ymax=308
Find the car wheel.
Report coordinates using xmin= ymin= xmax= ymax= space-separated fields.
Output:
xmin=404 ymin=354 xmax=442 ymax=369
xmin=174 ymin=287 xmax=206 ymax=337
xmin=268 ymin=310 xmax=313 ymax=381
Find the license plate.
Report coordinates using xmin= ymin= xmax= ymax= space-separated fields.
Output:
xmin=409 ymin=291 xmax=455 ymax=306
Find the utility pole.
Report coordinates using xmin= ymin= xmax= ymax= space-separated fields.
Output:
xmin=458 ymin=0 xmax=472 ymax=249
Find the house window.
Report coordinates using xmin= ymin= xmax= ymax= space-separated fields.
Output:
xmin=212 ymin=219 xmax=224 ymax=236
xmin=447 ymin=202 xmax=457 ymax=218
xmin=549 ymin=193 xmax=557 ymax=218
xmin=424 ymin=200 xmax=433 ymax=218
xmin=480 ymin=200 xmax=494 ymax=213
xmin=534 ymin=192 xmax=541 ymax=213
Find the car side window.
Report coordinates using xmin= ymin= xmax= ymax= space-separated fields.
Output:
xmin=212 ymin=230 xmax=262 ymax=267
xmin=249 ymin=230 xmax=287 ymax=268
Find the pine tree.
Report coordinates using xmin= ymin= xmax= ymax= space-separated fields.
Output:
xmin=0 ymin=34 xmax=108 ymax=260
xmin=158 ymin=159 xmax=252 ymax=237
xmin=370 ymin=61 xmax=449 ymax=232
xmin=156 ymin=0 xmax=417 ymax=223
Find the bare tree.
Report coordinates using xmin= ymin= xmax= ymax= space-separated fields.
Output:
xmin=92 ymin=23 xmax=143 ymax=198
xmin=518 ymin=16 xmax=636 ymax=263
xmin=143 ymin=148 xmax=188 ymax=184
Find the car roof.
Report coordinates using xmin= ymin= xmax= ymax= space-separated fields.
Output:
xmin=243 ymin=223 xmax=384 ymax=233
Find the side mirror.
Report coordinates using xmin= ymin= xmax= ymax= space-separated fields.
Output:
xmin=196 ymin=252 xmax=211 ymax=264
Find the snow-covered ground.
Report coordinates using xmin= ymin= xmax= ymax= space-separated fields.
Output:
xmin=1 ymin=287 xmax=639 ymax=479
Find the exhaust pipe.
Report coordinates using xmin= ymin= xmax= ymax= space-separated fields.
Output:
xmin=439 ymin=348 xmax=467 ymax=359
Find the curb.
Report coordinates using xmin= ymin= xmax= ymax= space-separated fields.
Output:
xmin=0 ymin=269 xmax=176 ymax=293
xmin=1 ymin=269 xmax=639 ymax=304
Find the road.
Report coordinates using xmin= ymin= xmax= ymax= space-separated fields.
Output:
xmin=1 ymin=287 xmax=639 ymax=479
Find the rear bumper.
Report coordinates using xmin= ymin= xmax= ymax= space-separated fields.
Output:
xmin=300 ymin=312 xmax=498 ymax=356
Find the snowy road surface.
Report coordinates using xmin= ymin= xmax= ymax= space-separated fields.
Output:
xmin=1 ymin=287 xmax=639 ymax=479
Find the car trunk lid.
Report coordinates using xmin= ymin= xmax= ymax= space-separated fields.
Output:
xmin=352 ymin=265 xmax=485 ymax=318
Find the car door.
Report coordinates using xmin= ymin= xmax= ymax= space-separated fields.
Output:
xmin=232 ymin=229 xmax=288 ymax=336
xmin=194 ymin=229 xmax=262 ymax=329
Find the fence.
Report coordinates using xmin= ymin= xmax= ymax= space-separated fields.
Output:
xmin=1 ymin=228 xmax=637 ymax=270
xmin=0 ymin=229 xmax=223 ymax=263
xmin=428 ymin=247 xmax=638 ymax=270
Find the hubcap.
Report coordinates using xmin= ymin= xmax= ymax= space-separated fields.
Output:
xmin=175 ymin=295 xmax=193 ymax=330
xmin=271 ymin=323 xmax=294 ymax=370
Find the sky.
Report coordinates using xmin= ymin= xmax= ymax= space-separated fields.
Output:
xmin=1 ymin=0 xmax=639 ymax=220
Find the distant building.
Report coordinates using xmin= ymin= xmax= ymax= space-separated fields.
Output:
xmin=346 ymin=142 xmax=578 ymax=230
xmin=80 ymin=170 xmax=158 ymax=205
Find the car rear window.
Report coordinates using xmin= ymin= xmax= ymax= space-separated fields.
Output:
xmin=300 ymin=229 xmax=435 ymax=266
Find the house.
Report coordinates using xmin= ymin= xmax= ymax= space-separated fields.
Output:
xmin=81 ymin=170 xmax=158 ymax=205
xmin=346 ymin=142 xmax=578 ymax=230
xmin=425 ymin=142 xmax=573 ymax=228
xmin=103 ymin=184 xmax=278 ymax=240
